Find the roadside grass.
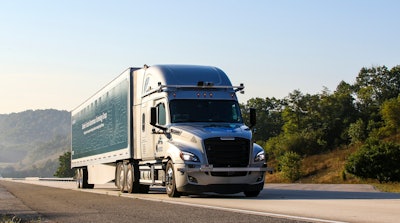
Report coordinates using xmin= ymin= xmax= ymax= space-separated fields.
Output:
xmin=372 ymin=182 xmax=400 ymax=193
xmin=1 ymin=215 xmax=22 ymax=223
xmin=265 ymin=143 xmax=400 ymax=193
xmin=1 ymin=215 xmax=41 ymax=223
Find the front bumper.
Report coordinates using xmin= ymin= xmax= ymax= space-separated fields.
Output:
xmin=177 ymin=182 xmax=265 ymax=195
xmin=174 ymin=164 xmax=267 ymax=194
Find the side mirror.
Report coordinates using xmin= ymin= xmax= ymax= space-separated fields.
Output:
xmin=249 ymin=108 xmax=256 ymax=128
xmin=150 ymin=107 xmax=157 ymax=126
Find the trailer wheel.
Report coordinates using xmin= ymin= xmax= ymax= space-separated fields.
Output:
xmin=126 ymin=164 xmax=140 ymax=193
xmin=115 ymin=163 xmax=121 ymax=189
xmin=166 ymin=161 xmax=180 ymax=197
xmin=118 ymin=163 xmax=126 ymax=192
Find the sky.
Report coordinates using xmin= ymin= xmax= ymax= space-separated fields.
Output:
xmin=1 ymin=0 xmax=399 ymax=114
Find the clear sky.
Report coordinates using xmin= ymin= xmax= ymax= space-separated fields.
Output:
xmin=1 ymin=0 xmax=399 ymax=114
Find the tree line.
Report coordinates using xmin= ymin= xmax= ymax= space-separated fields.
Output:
xmin=241 ymin=65 xmax=400 ymax=182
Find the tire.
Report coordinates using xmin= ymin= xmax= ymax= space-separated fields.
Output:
xmin=115 ymin=163 xmax=122 ymax=189
xmin=165 ymin=160 xmax=180 ymax=197
xmin=118 ymin=163 xmax=126 ymax=193
xmin=126 ymin=164 xmax=140 ymax=193
xmin=244 ymin=190 xmax=261 ymax=197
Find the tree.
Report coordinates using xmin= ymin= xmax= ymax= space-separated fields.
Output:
xmin=354 ymin=65 xmax=400 ymax=106
xmin=353 ymin=65 xmax=400 ymax=135
xmin=380 ymin=96 xmax=400 ymax=135
xmin=241 ymin=97 xmax=284 ymax=142
xmin=278 ymin=151 xmax=302 ymax=182
xmin=348 ymin=119 xmax=366 ymax=144
xmin=346 ymin=139 xmax=400 ymax=183
xmin=278 ymin=86 xmax=357 ymax=154
xmin=54 ymin=151 xmax=74 ymax=177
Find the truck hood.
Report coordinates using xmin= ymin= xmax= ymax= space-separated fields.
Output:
xmin=170 ymin=123 xmax=252 ymax=140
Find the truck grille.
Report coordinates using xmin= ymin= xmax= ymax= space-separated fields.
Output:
xmin=204 ymin=137 xmax=250 ymax=168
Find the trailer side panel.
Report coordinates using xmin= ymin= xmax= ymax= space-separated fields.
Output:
xmin=71 ymin=69 xmax=135 ymax=167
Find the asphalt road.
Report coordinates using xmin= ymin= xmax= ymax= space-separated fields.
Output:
xmin=0 ymin=180 xmax=306 ymax=223
xmin=2 ymin=179 xmax=400 ymax=223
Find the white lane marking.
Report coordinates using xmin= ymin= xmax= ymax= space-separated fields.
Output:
xmin=119 ymin=194 xmax=349 ymax=223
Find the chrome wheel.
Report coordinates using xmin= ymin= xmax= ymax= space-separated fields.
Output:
xmin=166 ymin=161 xmax=180 ymax=197
xmin=126 ymin=164 xmax=134 ymax=193
xmin=118 ymin=164 xmax=126 ymax=192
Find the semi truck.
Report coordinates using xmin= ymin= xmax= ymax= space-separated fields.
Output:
xmin=71 ymin=64 xmax=267 ymax=197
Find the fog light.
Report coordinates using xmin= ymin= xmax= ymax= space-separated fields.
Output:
xmin=256 ymin=173 xmax=264 ymax=182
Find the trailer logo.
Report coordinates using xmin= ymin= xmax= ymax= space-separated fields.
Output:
xmin=82 ymin=112 xmax=108 ymax=135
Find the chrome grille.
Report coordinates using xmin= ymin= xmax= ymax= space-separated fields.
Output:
xmin=204 ymin=137 xmax=250 ymax=167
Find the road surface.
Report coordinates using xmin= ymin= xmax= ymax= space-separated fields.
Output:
xmin=1 ymin=179 xmax=400 ymax=223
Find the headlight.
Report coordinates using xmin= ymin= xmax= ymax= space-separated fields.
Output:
xmin=254 ymin=151 xmax=265 ymax=162
xmin=180 ymin=151 xmax=200 ymax=162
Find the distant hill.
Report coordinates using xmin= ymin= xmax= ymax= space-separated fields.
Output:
xmin=0 ymin=109 xmax=70 ymax=177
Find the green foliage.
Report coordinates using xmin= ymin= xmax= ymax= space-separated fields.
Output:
xmin=354 ymin=65 xmax=400 ymax=106
xmin=54 ymin=152 xmax=74 ymax=177
xmin=278 ymin=151 xmax=302 ymax=182
xmin=352 ymin=65 xmax=400 ymax=138
xmin=348 ymin=119 xmax=366 ymax=144
xmin=345 ymin=139 xmax=400 ymax=183
xmin=1 ymin=214 xmax=41 ymax=223
xmin=264 ymin=135 xmax=286 ymax=159
xmin=380 ymin=96 xmax=400 ymax=135
xmin=250 ymin=64 xmax=400 ymax=185
xmin=262 ymin=84 xmax=357 ymax=157
xmin=241 ymin=97 xmax=284 ymax=142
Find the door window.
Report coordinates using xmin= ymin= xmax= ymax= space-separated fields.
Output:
xmin=157 ymin=103 xmax=166 ymax=125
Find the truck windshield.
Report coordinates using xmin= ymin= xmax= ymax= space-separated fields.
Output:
xmin=169 ymin=100 xmax=243 ymax=123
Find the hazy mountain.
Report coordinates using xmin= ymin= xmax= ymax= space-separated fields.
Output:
xmin=0 ymin=109 xmax=70 ymax=177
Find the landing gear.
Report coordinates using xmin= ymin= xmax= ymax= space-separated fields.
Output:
xmin=76 ymin=168 xmax=82 ymax=189
xmin=75 ymin=167 xmax=94 ymax=189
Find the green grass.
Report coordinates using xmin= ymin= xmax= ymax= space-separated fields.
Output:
xmin=1 ymin=215 xmax=22 ymax=223
xmin=1 ymin=215 xmax=41 ymax=223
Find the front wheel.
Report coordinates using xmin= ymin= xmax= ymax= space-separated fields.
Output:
xmin=165 ymin=161 xmax=180 ymax=197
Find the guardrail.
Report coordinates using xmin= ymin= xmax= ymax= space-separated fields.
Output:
xmin=3 ymin=177 xmax=75 ymax=182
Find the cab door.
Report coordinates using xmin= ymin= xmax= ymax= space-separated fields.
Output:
xmin=153 ymin=98 xmax=168 ymax=158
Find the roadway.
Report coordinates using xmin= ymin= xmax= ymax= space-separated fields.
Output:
xmin=1 ymin=179 xmax=400 ymax=223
